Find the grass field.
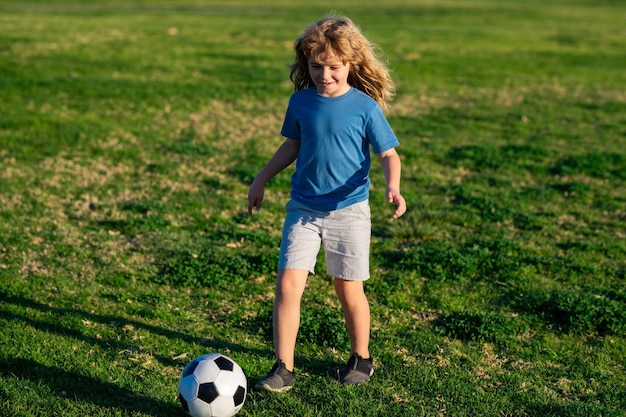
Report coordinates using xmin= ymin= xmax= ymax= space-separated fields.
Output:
xmin=1 ymin=0 xmax=625 ymax=416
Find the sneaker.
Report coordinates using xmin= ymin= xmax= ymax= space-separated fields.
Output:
xmin=339 ymin=354 xmax=373 ymax=385
xmin=254 ymin=361 xmax=295 ymax=392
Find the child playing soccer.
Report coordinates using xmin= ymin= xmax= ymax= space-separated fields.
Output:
xmin=248 ymin=15 xmax=406 ymax=392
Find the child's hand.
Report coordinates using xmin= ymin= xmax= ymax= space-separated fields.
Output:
xmin=377 ymin=148 xmax=405 ymax=218
xmin=387 ymin=189 xmax=406 ymax=218
xmin=248 ymin=180 xmax=265 ymax=214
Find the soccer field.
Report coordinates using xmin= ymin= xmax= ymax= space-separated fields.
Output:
xmin=1 ymin=0 xmax=625 ymax=416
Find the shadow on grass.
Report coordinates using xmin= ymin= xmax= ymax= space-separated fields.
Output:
xmin=505 ymin=287 xmax=626 ymax=336
xmin=0 ymin=289 xmax=276 ymax=414
xmin=0 ymin=291 xmax=270 ymax=363
xmin=432 ymin=311 xmax=523 ymax=345
xmin=0 ymin=357 xmax=182 ymax=417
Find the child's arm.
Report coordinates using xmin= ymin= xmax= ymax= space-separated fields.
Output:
xmin=377 ymin=148 xmax=406 ymax=219
xmin=248 ymin=138 xmax=300 ymax=214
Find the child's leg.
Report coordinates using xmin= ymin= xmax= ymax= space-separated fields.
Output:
xmin=274 ymin=268 xmax=309 ymax=371
xmin=334 ymin=278 xmax=370 ymax=358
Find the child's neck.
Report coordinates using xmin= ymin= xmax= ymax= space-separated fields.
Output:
xmin=316 ymin=84 xmax=351 ymax=98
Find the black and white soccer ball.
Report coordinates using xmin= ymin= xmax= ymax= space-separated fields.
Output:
xmin=178 ymin=353 xmax=247 ymax=417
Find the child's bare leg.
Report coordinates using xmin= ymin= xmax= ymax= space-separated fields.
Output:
xmin=334 ymin=278 xmax=370 ymax=358
xmin=273 ymin=268 xmax=309 ymax=371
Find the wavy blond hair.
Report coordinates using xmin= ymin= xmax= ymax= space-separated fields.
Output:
xmin=290 ymin=16 xmax=395 ymax=110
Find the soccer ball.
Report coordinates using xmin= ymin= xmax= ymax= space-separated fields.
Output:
xmin=178 ymin=353 xmax=247 ymax=417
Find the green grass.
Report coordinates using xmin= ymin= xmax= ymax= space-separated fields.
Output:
xmin=1 ymin=0 xmax=625 ymax=416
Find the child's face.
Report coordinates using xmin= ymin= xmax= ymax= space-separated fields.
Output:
xmin=307 ymin=53 xmax=351 ymax=98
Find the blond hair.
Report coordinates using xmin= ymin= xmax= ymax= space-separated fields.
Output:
xmin=290 ymin=16 xmax=395 ymax=110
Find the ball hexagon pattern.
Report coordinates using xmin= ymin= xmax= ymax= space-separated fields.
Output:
xmin=178 ymin=353 xmax=247 ymax=417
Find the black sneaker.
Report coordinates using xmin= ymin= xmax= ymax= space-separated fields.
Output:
xmin=339 ymin=354 xmax=373 ymax=385
xmin=254 ymin=361 xmax=295 ymax=392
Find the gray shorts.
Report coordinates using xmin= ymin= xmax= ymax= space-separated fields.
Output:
xmin=279 ymin=200 xmax=371 ymax=281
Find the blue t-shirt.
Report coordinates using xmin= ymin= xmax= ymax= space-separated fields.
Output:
xmin=281 ymin=87 xmax=399 ymax=211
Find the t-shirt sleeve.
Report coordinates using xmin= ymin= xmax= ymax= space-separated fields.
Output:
xmin=366 ymin=106 xmax=399 ymax=154
xmin=280 ymin=96 xmax=301 ymax=140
